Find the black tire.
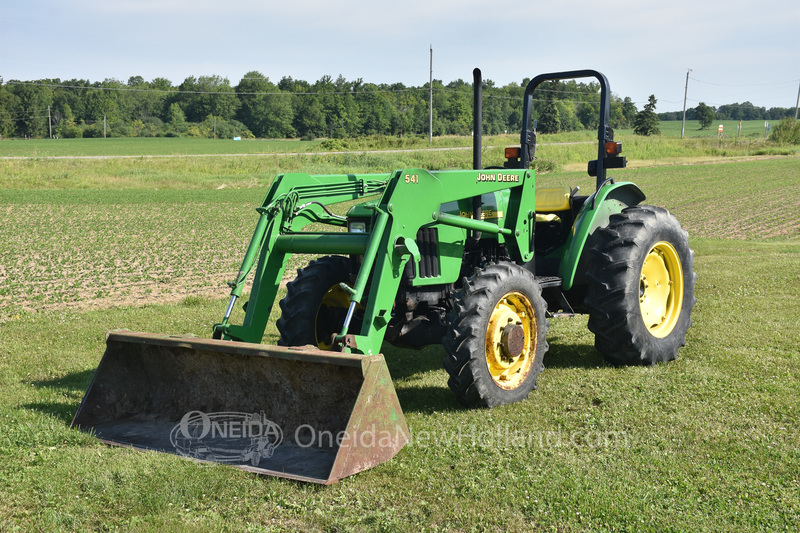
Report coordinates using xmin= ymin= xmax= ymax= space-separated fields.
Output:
xmin=276 ymin=255 xmax=356 ymax=349
xmin=585 ymin=205 xmax=696 ymax=365
xmin=443 ymin=263 xmax=549 ymax=408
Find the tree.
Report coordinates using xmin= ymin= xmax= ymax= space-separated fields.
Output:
xmin=0 ymin=71 xmax=656 ymax=139
xmin=294 ymin=96 xmax=325 ymax=139
xmin=576 ymin=100 xmax=600 ymax=130
xmin=616 ymin=97 xmax=637 ymax=129
xmin=8 ymin=81 xmax=52 ymax=137
xmin=236 ymin=71 xmax=294 ymax=138
xmin=311 ymin=75 xmax=362 ymax=138
xmin=770 ymin=118 xmax=800 ymax=144
xmin=556 ymin=100 xmax=581 ymax=131
xmin=279 ymin=77 xmax=324 ymax=139
xmin=482 ymin=79 xmax=513 ymax=135
xmin=83 ymin=80 xmax=122 ymax=125
xmin=634 ymin=95 xmax=660 ymax=136
xmin=333 ymin=75 xmax=362 ymax=137
xmin=126 ymin=76 xmax=168 ymax=121
xmin=0 ymin=80 xmax=16 ymax=138
xmin=52 ymin=79 xmax=90 ymax=126
xmin=359 ymin=83 xmax=393 ymax=135
xmin=56 ymin=103 xmax=82 ymax=138
xmin=176 ymin=75 xmax=239 ymax=122
xmin=165 ymin=102 xmax=187 ymax=135
xmin=695 ymin=102 xmax=715 ymax=130
xmin=537 ymin=100 xmax=560 ymax=134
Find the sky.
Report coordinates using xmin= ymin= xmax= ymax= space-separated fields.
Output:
xmin=2 ymin=0 xmax=799 ymax=112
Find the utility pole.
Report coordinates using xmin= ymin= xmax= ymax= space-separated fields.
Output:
xmin=795 ymin=80 xmax=799 ymax=120
xmin=681 ymin=69 xmax=691 ymax=139
xmin=429 ymin=45 xmax=433 ymax=144
xmin=104 ymin=115 xmax=107 ymax=138
xmin=48 ymin=106 xmax=52 ymax=139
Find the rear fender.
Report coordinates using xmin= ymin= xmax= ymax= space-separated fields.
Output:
xmin=558 ymin=182 xmax=645 ymax=290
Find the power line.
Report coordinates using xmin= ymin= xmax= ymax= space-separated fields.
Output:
xmin=684 ymin=98 xmax=787 ymax=110
xmin=670 ymin=70 xmax=800 ymax=113
xmin=688 ymin=76 xmax=800 ymax=88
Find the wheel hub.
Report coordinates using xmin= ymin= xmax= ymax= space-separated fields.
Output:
xmin=485 ymin=292 xmax=537 ymax=390
xmin=639 ymin=241 xmax=684 ymax=338
xmin=500 ymin=323 xmax=525 ymax=359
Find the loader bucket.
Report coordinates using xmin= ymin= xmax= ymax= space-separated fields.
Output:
xmin=71 ymin=331 xmax=409 ymax=484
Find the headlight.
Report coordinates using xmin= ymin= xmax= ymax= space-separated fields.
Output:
xmin=348 ymin=221 xmax=367 ymax=233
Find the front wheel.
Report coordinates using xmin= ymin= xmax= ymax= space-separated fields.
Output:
xmin=585 ymin=205 xmax=696 ymax=365
xmin=443 ymin=263 xmax=549 ymax=408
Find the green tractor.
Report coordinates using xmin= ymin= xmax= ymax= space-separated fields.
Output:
xmin=72 ymin=69 xmax=695 ymax=483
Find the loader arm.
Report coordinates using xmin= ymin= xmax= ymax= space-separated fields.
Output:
xmin=214 ymin=168 xmax=535 ymax=354
xmin=213 ymin=173 xmax=387 ymax=343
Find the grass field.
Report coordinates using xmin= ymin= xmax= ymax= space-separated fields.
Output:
xmin=0 ymin=135 xmax=475 ymax=158
xmin=3 ymin=126 xmax=797 ymax=190
xmin=0 ymin=120 xmax=784 ymax=157
xmin=0 ymin=137 xmax=324 ymax=158
xmin=1 ymin=138 xmax=799 ymax=531
xmin=656 ymin=119 xmax=777 ymax=139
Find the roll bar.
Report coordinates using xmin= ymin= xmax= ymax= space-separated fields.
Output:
xmin=519 ymin=70 xmax=625 ymax=191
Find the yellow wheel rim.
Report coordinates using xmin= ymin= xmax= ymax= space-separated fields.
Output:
xmin=485 ymin=291 xmax=537 ymax=390
xmin=639 ymin=241 xmax=684 ymax=338
xmin=315 ymin=284 xmax=352 ymax=350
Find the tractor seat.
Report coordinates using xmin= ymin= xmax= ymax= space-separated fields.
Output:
xmin=535 ymin=186 xmax=572 ymax=211
xmin=534 ymin=186 xmax=573 ymax=223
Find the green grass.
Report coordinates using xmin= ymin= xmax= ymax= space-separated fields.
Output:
xmin=538 ymin=158 xmax=800 ymax=240
xmin=0 ymin=137 xmax=323 ymax=157
xmin=0 ymin=143 xmax=478 ymax=190
xmin=1 ymin=237 xmax=798 ymax=531
xmin=656 ymin=119 xmax=776 ymax=139
xmin=3 ymin=158 xmax=798 ymax=322
xmin=0 ymin=120 xmax=779 ymax=159
xmin=3 ymin=132 xmax=797 ymax=191
xmin=1 ymin=143 xmax=799 ymax=531
xmin=0 ymin=135 xmax=475 ymax=158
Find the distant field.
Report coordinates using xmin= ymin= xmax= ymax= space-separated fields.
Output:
xmin=0 ymin=135 xmax=477 ymax=158
xmin=656 ymin=119 xmax=776 ymax=139
xmin=2 ymin=157 xmax=798 ymax=322
xmin=0 ymin=137 xmax=321 ymax=157
xmin=0 ymin=189 xmax=259 ymax=318
xmin=2 ymin=130 xmax=797 ymax=192
xmin=0 ymin=120 xmax=784 ymax=158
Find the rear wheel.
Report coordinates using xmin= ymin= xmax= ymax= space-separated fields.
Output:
xmin=277 ymin=255 xmax=359 ymax=349
xmin=443 ymin=263 xmax=549 ymax=408
xmin=585 ymin=205 xmax=696 ymax=365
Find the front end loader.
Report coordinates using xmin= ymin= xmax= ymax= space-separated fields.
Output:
xmin=72 ymin=69 xmax=696 ymax=483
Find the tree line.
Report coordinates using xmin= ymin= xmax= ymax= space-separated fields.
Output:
xmin=659 ymin=102 xmax=796 ymax=123
xmin=3 ymin=71 xmax=789 ymax=141
xmin=0 ymin=72 xmax=649 ymax=140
